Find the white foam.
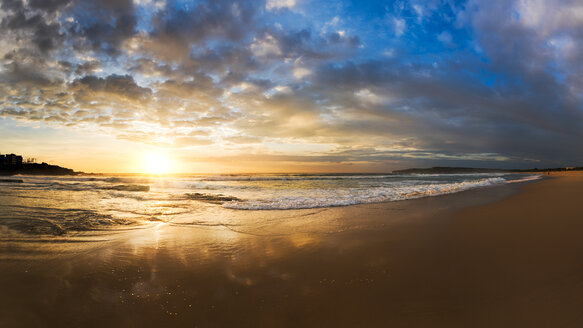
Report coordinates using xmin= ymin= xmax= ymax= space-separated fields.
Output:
xmin=199 ymin=175 xmax=395 ymax=181
xmin=3 ymin=174 xmax=542 ymax=221
xmin=505 ymin=174 xmax=542 ymax=183
xmin=223 ymin=177 xmax=508 ymax=210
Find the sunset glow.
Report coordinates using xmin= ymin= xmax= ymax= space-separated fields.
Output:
xmin=142 ymin=152 xmax=172 ymax=175
xmin=0 ymin=0 xmax=582 ymax=172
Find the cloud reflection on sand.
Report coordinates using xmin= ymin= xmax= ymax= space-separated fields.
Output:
xmin=0 ymin=182 xmax=523 ymax=327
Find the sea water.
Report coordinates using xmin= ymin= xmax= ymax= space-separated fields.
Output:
xmin=0 ymin=173 xmax=540 ymax=237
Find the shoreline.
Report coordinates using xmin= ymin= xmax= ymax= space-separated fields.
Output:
xmin=1 ymin=171 xmax=540 ymax=213
xmin=1 ymin=173 xmax=583 ymax=326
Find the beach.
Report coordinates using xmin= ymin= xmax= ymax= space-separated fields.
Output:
xmin=1 ymin=172 xmax=583 ymax=327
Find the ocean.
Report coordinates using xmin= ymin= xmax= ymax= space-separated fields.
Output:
xmin=0 ymin=173 xmax=540 ymax=239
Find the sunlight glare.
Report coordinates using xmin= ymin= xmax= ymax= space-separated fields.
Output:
xmin=143 ymin=151 xmax=172 ymax=175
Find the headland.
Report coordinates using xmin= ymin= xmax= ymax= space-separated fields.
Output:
xmin=0 ymin=153 xmax=78 ymax=176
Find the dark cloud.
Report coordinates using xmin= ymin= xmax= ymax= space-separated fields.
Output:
xmin=72 ymin=75 xmax=152 ymax=101
xmin=28 ymin=0 xmax=72 ymax=12
xmin=74 ymin=61 xmax=101 ymax=76
xmin=67 ymin=0 xmax=137 ymax=54
xmin=276 ymin=29 xmax=323 ymax=58
xmin=144 ymin=0 xmax=261 ymax=61
xmin=155 ymin=0 xmax=258 ymax=41
xmin=0 ymin=58 xmax=56 ymax=85
xmin=0 ymin=0 xmax=64 ymax=53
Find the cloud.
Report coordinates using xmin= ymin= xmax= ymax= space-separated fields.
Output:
xmin=437 ymin=31 xmax=452 ymax=45
xmin=250 ymin=34 xmax=282 ymax=58
xmin=293 ymin=67 xmax=311 ymax=79
xmin=72 ymin=75 xmax=152 ymax=101
xmin=0 ymin=0 xmax=65 ymax=53
xmin=1 ymin=0 xmax=583 ymax=170
xmin=393 ymin=18 xmax=406 ymax=37
xmin=266 ymin=0 xmax=296 ymax=11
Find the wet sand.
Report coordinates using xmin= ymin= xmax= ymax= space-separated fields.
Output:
xmin=1 ymin=173 xmax=583 ymax=327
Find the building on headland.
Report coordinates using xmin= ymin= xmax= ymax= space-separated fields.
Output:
xmin=0 ymin=153 xmax=24 ymax=166
xmin=1 ymin=153 xmax=76 ymax=175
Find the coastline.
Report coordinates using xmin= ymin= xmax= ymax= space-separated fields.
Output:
xmin=0 ymin=163 xmax=78 ymax=176
xmin=1 ymin=173 xmax=583 ymax=326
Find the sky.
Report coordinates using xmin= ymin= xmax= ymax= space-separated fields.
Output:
xmin=1 ymin=0 xmax=582 ymax=173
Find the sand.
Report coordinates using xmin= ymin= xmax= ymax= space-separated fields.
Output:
xmin=1 ymin=172 xmax=583 ymax=327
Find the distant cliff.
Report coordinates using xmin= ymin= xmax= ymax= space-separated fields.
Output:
xmin=393 ymin=166 xmax=583 ymax=174
xmin=0 ymin=163 xmax=78 ymax=176
xmin=393 ymin=167 xmax=508 ymax=174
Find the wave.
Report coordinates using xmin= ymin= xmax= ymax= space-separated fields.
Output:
xmin=0 ymin=174 xmax=542 ymax=232
xmin=198 ymin=174 xmax=396 ymax=181
xmin=184 ymin=193 xmax=241 ymax=203
xmin=103 ymin=177 xmax=152 ymax=184
xmin=223 ymin=177 xmax=507 ymax=210
xmin=102 ymin=184 xmax=150 ymax=192
xmin=505 ymin=174 xmax=542 ymax=183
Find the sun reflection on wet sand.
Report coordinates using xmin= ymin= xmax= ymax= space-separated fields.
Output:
xmin=0 ymin=184 xmax=523 ymax=327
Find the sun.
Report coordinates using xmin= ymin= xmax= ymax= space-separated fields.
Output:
xmin=142 ymin=151 xmax=172 ymax=175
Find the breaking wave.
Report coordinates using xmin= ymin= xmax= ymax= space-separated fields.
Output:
xmin=198 ymin=174 xmax=395 ymax=181
xmin=222 ymin=176 xmax=533 ymax=210
xmin=102 ymin=184 xmax=150 ymax=192
xmin=0 ymin=173 xmax=542 ymax=237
